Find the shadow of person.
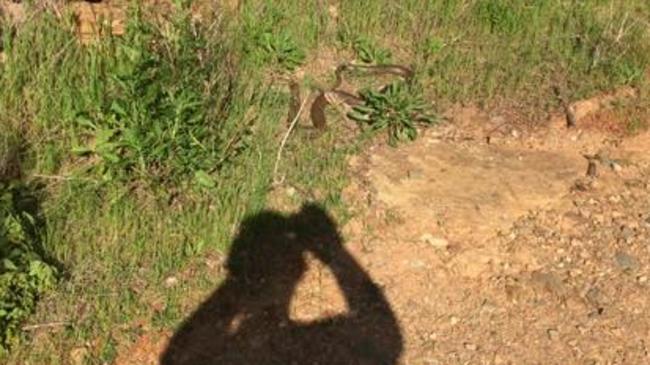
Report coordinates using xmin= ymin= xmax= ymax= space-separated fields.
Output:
xmin=160 ymin=203 xmax=402 ymax=365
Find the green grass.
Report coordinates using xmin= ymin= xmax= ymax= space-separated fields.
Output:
xmin=0 ymin=0 xmax=648 ymax=363
xmin=337 ymin=0 xmax=650 ymax=109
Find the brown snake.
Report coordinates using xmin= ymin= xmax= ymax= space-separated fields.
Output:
xmin=286 ymin=63 xmax=415 ymax=130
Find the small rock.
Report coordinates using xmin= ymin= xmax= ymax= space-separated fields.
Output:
xmin=547 ymin=328 xmax=560 ymax=341
xmin=286 ymin=186 xmax=297 ymax=197
xmin=608 ymin=195 xmax=621 ymax=203
xmin=420 ymin=234 xmax=449 ymax=249
xmin=585 ymin=287 xmax=605 ymax=306
xmin=450 ymin=316 xmax=460 ymax=326
xmin=615 ymin=251 xmax=639 ymax=272
xmin=638 ymin=275 xmax=647 ymax=284
xmin=164 ymin=276 xmax=179 ymax=288
xmin=464 ymin=342 xmax=478 ymax=351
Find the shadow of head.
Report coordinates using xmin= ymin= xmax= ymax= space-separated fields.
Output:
xmin=226 ymin=203 xmax=339 ymax=282
xmin=161 ymin=203 xmax=403 ymax=365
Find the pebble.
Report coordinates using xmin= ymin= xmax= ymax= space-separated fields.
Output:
xmin=609 ymin=195 xmax=621 ymax=203
xmin=420 ymin=234 xmax=450 ymax=249
xmin=450 ymin=316 xmax=460 ymax=325
xmin=164 ymin=276 xmax=179 ymax=288
xmin=547 ymin=328 xmax=560 ymax=341
xmin=464 ymin=342 xmax=478 ymax=351
xmin=614 ymin=251 xmax=639 ymax=272
xmin=567 ymin=339 xmax=579 ymax=347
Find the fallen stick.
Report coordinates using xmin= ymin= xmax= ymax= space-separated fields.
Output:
xmin=22 ymin=321 xmax=70 ymax=332
xmin=273 ymin=96 xmax=309 ymax=184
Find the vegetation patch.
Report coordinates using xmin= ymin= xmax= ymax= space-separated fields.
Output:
xmin=350 ymin=81 xmax=437 ymax=146
xmin=0 ymin=183 xmax=57 ymax=353
xmin=68 ymin=6 xmax=256 ymax=192
xmin=351 ymin=36 xmax=392 ymax=64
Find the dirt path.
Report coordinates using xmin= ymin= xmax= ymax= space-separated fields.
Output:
xmin=331 ymin=100 xmax=650 ymax=364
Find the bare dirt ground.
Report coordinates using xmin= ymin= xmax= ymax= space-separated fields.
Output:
xmin=333 ymin=97 xmax=650 ymax=365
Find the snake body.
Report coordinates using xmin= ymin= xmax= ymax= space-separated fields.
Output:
xmin=286 ymin=79 xmax=302 ymax=126
xmin=287 ymin=63 xmax=415 ymax=130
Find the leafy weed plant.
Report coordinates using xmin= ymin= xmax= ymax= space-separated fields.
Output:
xmin=239 ymin=3 xmax=307 ymax=72
xmin=70 ymin=5 xmax=253 ymax=190
xmin=259 ymin=31 xmax=306 ymax=71
xmin=349 ymin=82 xmax=437 ymax=146
xmin=352 ymin=36 xmax=392 ymax=64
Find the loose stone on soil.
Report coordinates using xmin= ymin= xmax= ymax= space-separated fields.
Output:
xmin=614 ymin=251 xmax=639 ymax=272
xmin=420 ymin=234 xmax=450 ymax=250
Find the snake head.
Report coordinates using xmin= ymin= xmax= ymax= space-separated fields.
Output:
xmin=335 ymin=62 xmax=351 ymax=74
